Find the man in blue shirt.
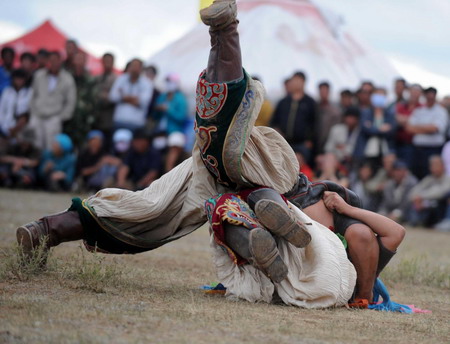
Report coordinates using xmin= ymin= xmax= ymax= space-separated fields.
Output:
xmin=0 ymin=47 xmax=16 ymax=95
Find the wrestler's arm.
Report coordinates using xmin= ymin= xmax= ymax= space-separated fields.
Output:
xmin=323 ymin=191 xmax=405 ymax=251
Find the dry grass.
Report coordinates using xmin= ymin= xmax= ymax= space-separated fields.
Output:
xmin=0 ymin=189 xmax=449 ymax=344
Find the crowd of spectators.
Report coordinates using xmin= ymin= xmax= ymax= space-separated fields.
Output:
xmin=1 ymin=42 xmax=450 ymax=232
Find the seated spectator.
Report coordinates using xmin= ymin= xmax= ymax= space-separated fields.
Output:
xmin=442 ymin=141 xmax=450 ymax=176
xmin=0 ymin=128 xmax=41 ymax=188
xmin=361 ymin=88 xmax=396 ymax=167
xmin=154 ymin=73 xmax=188 ymax=172
xmin=316 ymin=81 xmax=341 ymax=154
xmin=316 ymin=153 xmax=349 ymax=187
xmin=0 ymin=47 xmax=15 ymax=95
xmin=365 ymin=152 xmax=397 ymax=199
xmin=379 ymin=160 xmax=418 ymax=223
xmin=394 ymin=84 xmax=422 ymax=168
xmin=350 ymin=161 xmax=379 ymax=211
xmin=0 ymin=69 xmax=32 ymax=139
xmin=109 ymin=58 xmax=152 ymax=132
xmin=325 ymin=106 xmax=364 ymax=165
xmin=407 ymin=87 xmax=448 ymax=179
xmin=39 ymin=134 xmax=76 ymax=192
xmin=75 ymin=130 xmax=108 ymax=191
xmin=292 ymin=144 xmax=314 ymax=181
xmin=116 ymin=129 xmax=161 ymax=190
xmin=407 ymin=156 xmax=450 ymax=227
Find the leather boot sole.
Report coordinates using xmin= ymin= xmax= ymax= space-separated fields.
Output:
xmin=200 ymin=0 xmax=237 ymax=29
xmin=255 ymin=199 xmax=312 ymax=248
xmin=16 ymin=221 xmax=47 ymax=255
xmin=249 ymin=228 xmax=288 ymax=283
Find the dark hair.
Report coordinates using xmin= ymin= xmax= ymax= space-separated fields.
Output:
xmin=340 ymin=89 xmax=353 ymax=97
xmin=292 ymin=71 xmax=306 ymax=81
xmin=424 ymin=87 xmax=437 ymax=95
xmin=66 ymin=39 xmax=78 ymax=47
xmin=343 ymin=106 xmax=360 ymax=118
xmin=37 ymin=49 xmax=49 ymax=57
xmin=284 ymin=78 xmax=291 ymax=85
xmin=48 ymin=51 xmax=61 ymax=59
xmin=146 ymin=65 xmax=158 ymax=75
xmin=128 ymin=58 xmax=143 ymax=68
xmin=20 ymin=52 xmax=36 ymax=63
xmin=1 ymin=46 xmax=15 ymax=59
xmin=133 ymin=128 xmax=151 ymax=141
xmin=395 ymin=78 xmax=407 ymax=86
xmin=102 ymin=52 xmax=114 ymax=60
xmin=318 ymin=81 xmax=330 ymax=89
xmin=11 ymin=68 xmax=28 ymax=80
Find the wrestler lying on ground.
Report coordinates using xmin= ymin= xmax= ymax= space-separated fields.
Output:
xmin=15 ymin=0 xmax=404 ymax=308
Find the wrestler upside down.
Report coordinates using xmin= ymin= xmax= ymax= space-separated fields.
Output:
xmin=15 ymin=0 xmax=405 ymax=308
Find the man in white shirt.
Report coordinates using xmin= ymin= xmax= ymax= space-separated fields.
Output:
xmin=109 ymin=59 xmax=153 ymax=132
xmin=407 ymin=87 xmax=448 ymax=179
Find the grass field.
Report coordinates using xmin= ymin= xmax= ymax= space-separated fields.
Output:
xmin=0 ymin=189 xmax=449 ymax=344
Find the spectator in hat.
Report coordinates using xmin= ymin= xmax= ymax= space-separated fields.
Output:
xmin=407 ymin=87 xmax=448 ymax=179
xmin=379 ymin=160 xmax=418 ymax=223
xmin=407 ymin=155 xmax=450 ymax=227
xmin=30 ymin=51 xmax=76 ymax=150
xmin=0 ymin=128 xmax=41 ymax=188
xmin=116 ymin=129 xmax=161 ymax=190
xmin=316 ymin=81 xmax=341 ymax=154
xmin=36 ymin=49 xmax=49 ymax=70
xmin=39 ymin=133 xmax=76 ymax=191
xmin=154 ymin=73 xmax=188 ymax=172
xmin=0 ymin=47 xmax=16 ymax=95
xmin=109 ymin=58 xmax=153 ymax=132
xmin=0 ymin=69 xmax=33 ymax=139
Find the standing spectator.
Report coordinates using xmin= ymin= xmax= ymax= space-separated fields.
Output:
xmin=29 ymin=51 xmax=76 ymax=150
xmin=407 ymin=87 xmax=448 ymax=179
xmin=271 ymin=71 xmax=316 ymax=155
xmin=387 ymin=78 xmax=407 ymax=115
xmin=0 ymin=69 xmax=32 ymax=139
xmin=339 ymin=89 xmax=354 ymax=112
xmin=379 ymin=160 xmax=418 ymax=222
xmin=36 ymin=49 xmax=49 ymax=70
xmin=394 ymin=84 xmax=423 ymax=167
xmin=19 ymin=52 xmax=37 ymax=87
xmin=325 ymin=106 xmax=364 ymax=165
xmin=63 ymin=39 xmax=79 ymax=73
xmin=116 ymin=129 xmax=161 ymax=190
xmin=93 ymin=53 xmax=117 ymax=149
xmin=109 ymin=58 xmax=152 ymax=132
xmin=0 ymin=128 xmax=41 ymax=188
xmin=408 ymin=156 xmax=450 ymax=227
xmin=356 ymin=81 xmax=374 ymax=118
xmin=39 ymin=133 xmax=76 ymax=191
xmin=252 ymin=76 xmax=273 ymax=127
xmin=144 ymin=65 xmax=160 ymax=122
xmin=0 ymin=47 xmax=15 ymax=95
xmin=316 ymin=81 xmax=342 ymax=153
xmin=361 ymin=88 xmax=396 ymax=166
xmin=154 ymin=73 xmax=188 ymax=172
xmin=63 ymin=52 xmax=96 ymax=150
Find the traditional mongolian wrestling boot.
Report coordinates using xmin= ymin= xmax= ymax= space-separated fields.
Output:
xmin=16 ymin=210 xmax=84 ymax=257
xmin=201 ymin=0 xmax=243 ymax=83
xmin=376 ymin=236 xmax=396 ymax=276
xmin=224 ymin=224 xmax=288 ymax=283
xmin=248 ymin=188 xmax=312 ymax=248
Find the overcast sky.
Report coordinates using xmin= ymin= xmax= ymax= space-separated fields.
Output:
xmin=1 ymin=0 xmax=449 ymax=94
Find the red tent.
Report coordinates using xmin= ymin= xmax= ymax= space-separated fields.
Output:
xmin=0 ymin=20 xmax=106 ymax=75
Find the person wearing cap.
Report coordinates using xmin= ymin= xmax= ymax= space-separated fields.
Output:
xmin=407 ymin=87 xmax=448 ymax=179
xmin=109 ymin=58 xmax=152 ymax=133
xmin=0 ymin=69 xmax=33 ymax=139
xmin=38 ymin=133 xmax=76 ymax=191
xmin=116 ymin=128 xmax=161 ymax=190
xmin=154 ymin=73 xmax=188 ymax=172
xmin=0 ymin=128 xmax=41 ymax=188
xmin=379 ymin=160 xmax=418 ymax=222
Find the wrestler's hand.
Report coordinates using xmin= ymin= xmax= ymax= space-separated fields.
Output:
xmin=323 ymin=191 xmax=351 ymax=214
